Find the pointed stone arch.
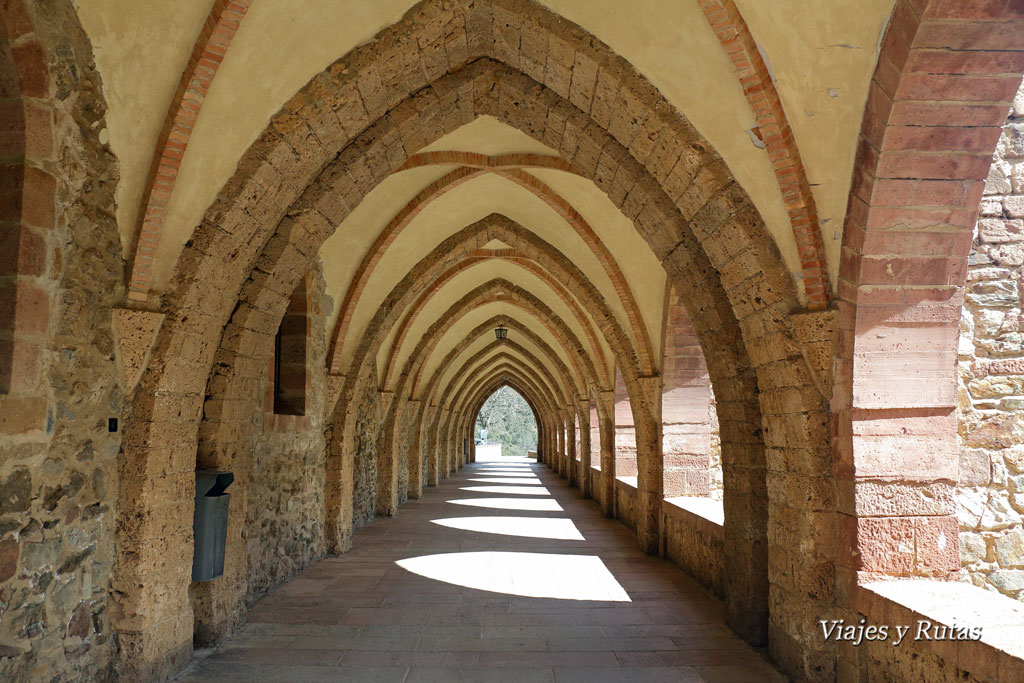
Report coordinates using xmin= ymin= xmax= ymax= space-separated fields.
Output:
xmin=327 ymin=161 xmax=656 ymax=376
xmin=833 ymin=4 xmax=1024 ymax=679
xmin=117 ymin=0 xmax=830 ymax=668
xmin=382 ymin=251 xmax=609 ymax=389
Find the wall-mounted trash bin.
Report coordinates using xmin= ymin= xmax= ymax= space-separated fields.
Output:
xmin=192 ymin=470 xmax=233 ymax=582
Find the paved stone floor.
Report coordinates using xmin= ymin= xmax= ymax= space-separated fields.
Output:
xmin=175 ymin=456 xmax=785 ymax=682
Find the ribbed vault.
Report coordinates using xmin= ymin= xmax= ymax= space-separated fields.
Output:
xmin=106 ymin=2 xmax=886 ymax=681
xmin=7 ymin=1 xmax=1024 ymax=682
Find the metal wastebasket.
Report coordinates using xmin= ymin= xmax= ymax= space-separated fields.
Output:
xmin=192 ymin=470 xmax=233 ymax=581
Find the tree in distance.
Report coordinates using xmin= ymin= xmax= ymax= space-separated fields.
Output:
xmin=474 ymin=386 xmax=537 ymax=457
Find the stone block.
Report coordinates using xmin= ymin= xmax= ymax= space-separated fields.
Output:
xmin=914 ymin=516 xmax=959 ymax=574
xmin=994 ymin=528 xmax=1024 ymax=567
xmin=111 ymin=308 xmax=165 ymax=393
xmin=0 ymin=395 xmax=48 ymax=435
xmin=979 ymin=217 xmax=1024 ymax=243
xmin=960 ymin=449 xmax=992 ymax=485
xmin=989 ymin=569 xmax=1024 ymax=592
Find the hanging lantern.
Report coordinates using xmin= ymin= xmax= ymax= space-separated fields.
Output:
xmin=494 ymin=324 xmax=508 ymax=341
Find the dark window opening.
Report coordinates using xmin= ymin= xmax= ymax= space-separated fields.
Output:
xmin=273 ymin=276 xmax=308 ymax=416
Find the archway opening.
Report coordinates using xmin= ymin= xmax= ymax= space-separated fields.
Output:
xmin=474 ymin=385 xmax=538 ymax=459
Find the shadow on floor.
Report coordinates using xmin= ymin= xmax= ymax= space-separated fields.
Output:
xmin=174 ymin=456 xmax=786 ymax=683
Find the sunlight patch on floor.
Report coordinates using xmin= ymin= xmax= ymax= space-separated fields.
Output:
xmin=467 ymin=477 xmax=542 ymax=484
xmin=447 ymin=497 xmax=563 ymax=512
xmin=395 ymin=551 xmax=630 ymax=601
xmin=430 ymin=516 xmax=585 ymax=540
xmin=474 ymin=466 xmax=535 ymax=472
xmin=460 ymin=485 xmax=550 ymax=496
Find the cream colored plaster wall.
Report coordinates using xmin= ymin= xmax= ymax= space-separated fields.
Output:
xmin=419 ymin=114 xmax=558 ymax=157
xmin=74 ymin=0 xmax=211 ymax=257
xmin=319 ymin=164 xmax=454 ymax=351
xmin=736 ymin=0 xmax=895 ymax=287
xmin=528 ymin=168 xmax=666 ymax=360
xmin=340 ymin=173 xmax=634 ymax=370
xmin=80 ymin=0 xmax=892 ymax=307
xmin=538 ymin=0 xmax=797 ymax=285
xmin=150 ymin=0 xmax=416 ymax=289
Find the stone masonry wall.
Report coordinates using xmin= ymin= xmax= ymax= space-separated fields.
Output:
xmin=395 ymin=399 xmax=413 ymax=506
xmin=352 ymin=367 xmax=382 ymax=530
xmin=0 ymin=2 xmax=123 ymax=679
xmin=246 ymin=267 xmax=330 ymax=603
xmin=958 ymin=83 xmax=1024 ymax=600
xmin=709 ymin=397 xmax=722 ymax=501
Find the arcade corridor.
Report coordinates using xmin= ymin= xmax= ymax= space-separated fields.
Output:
xmin=174 ymin=457 xmax=783 ymax=683
xmin=5 ymin=1 xmax=1024 ymax=681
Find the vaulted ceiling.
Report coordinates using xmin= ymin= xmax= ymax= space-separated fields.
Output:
xmin=76 ymin=0 xmax=896 ymax=397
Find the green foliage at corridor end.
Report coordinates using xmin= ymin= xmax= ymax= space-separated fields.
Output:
xmin=474 ymin=386 xmax=538 ymax=457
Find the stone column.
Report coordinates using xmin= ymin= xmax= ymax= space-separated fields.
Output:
xmin=325 ymin=404 xmax=355 ymax=554
xmin=566 ymin=406 xmax=578 ymax=488
xmin=556 ymin=410 xmax=565 ymax=474
xmin=578 ymin=400 xmax=592 ymax=499
xmin=439 ymin=408 xmax=450 ymax=479
xmin=376 ymin=390 xmax=399 ymax=516
xmin=596 ymin=390 xmax=616 ymax=518
xmin=424 ymin=406 xmax=440 ymax=487
xmin=406 ymin=400 xmax=424 ymax=498
xmin=547 ymin=417 xmax=557 ymax=471
xmin=633 ymin=375 xmax=663 ymax=556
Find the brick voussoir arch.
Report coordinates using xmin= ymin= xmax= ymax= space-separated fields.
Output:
xmin=436 ymin=360 xmax=558 ymax=465
xmin=451 ymin=357 xmax=564 ymax=422
xmin=382 ymin=312 xmax=578 ymax=487
xmin=378 ymin=309 xmax=578 ymax=492
xmin=453 ymin=367 xmax=555 ymax=458
xmin=459 ymin=371 xmax=551 ymax=439
xmin=452 ymin=368 xmax=553 ymax=465
xmin=462 ymin=376 xmax=546 ymax=456
xmin=458 ymin=364 xmax=557 ymax=447
xmin=379 ymin=344 xmax=562 ymax=511
xmin=323 ymin=211 xmax=633 ymax=550
xmin=827 ymin=1 xmax=1024 ymax=680
xmin=446 ymin=361 xmax=561 ymax=443
xmin=835 ymin=0 xmax=1024 ymax=583
xmin=461 ymin=372 xmax=548 ymax=436
xmin=399 ymin=150 xmax=579 ymax=173
xmin=382 ymin=250 xmax=608 ymax=390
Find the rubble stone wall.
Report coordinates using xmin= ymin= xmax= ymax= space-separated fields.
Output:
xmin=663 ymin=504 xmax=724 ymax=600
xmin=352 ymin=367 xmax=382 ymax=530
xmin=395 ymin=399 xmax=412 ymax=507
xmin=245 ymin=268 xmax=330 ymax=604
xmin=958 ymin=84 xmax=1024 ymax=600
xmin=0 ymin=2 xmax=123 ymax=679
